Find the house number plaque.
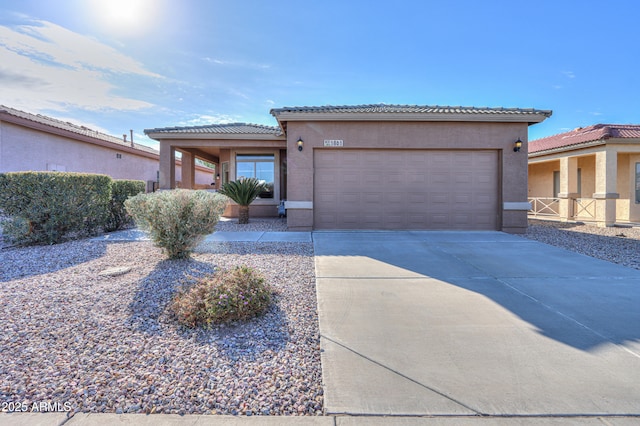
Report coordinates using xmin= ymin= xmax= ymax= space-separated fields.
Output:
xmin=324 ymin=139 xmax=344 ymax=147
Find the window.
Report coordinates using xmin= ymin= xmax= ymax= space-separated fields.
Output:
xmin=236 ymin=154 xmax=275 ymax=198
xmin=636 ymin=163 xmax=640 ymax=203
xmin=577 ymin=168 xmax=582 ymax=196
xmin=554 ymin=169 xmax=582 ymax=197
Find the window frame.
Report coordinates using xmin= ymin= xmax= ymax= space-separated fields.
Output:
xmin=635 ymin=162 xmax=640 ymax=204
xmin=230 ymin=150 xmax=280 ymax=203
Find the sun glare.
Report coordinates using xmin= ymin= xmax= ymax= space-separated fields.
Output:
xmin=89 ymin=0 xmax=158 ymax=37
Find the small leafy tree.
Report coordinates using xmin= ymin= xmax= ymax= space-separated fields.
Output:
xmin=125 ymin=189 xmax=227 ymax=259
xmin=217 ymin=177 xmax=266 ymax=224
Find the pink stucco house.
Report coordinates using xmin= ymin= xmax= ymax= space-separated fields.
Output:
xmin=528 ymin=124 xmax=640 ymax=227
xmin=146 ymin=104 xmax=551 ymax=233
xmin=0 ymin=105 xmax=213 ymax=190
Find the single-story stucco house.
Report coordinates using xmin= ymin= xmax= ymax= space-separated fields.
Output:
xmin=0 ymin=105 xmax=213 ymax=190
xmin=528 ymin=124 xmax=640 ymax=227
xmin=145 ymin=104 xmax=552 ymax=233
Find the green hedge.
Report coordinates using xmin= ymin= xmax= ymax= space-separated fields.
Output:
xmin=104 ymin=179 xmax=146 ymax=232
xmin=0 ymin=172 xmax=112 ymax=245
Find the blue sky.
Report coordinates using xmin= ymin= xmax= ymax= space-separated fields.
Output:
xmin=1 ymin=0 xmax=639 ymax=149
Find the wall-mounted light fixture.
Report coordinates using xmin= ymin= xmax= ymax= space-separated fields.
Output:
xmin=297 ymin=137 xmax=304 ymax=151
xmin=513 ymin=138 xmax=523 ymax=152
xmin=216 ymin=173 xmax=220 ymax=179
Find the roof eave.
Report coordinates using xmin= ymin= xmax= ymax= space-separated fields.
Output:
xmin=144 ymin=131 xmax=285 ymax=141
xmin=269 ymin=111 xmax=551 ymax=125
xmin=528 ymin=139 xmax=607 ymax=158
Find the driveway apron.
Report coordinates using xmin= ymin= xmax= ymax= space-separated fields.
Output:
xmin=313 ymin=231 xmax=640 ymax=417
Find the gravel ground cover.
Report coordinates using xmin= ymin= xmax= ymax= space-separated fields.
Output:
xmin=0 ymin=218 xmax=322 ymax=416
xmin=524 ymin=219 xmax=640 ymax=270
xmin=214 ymin=217 xmax=288 ymax=233
xmin=3 ymin=215 xmax=638 ymax=417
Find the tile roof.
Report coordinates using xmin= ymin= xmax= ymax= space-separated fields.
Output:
xmin=270 ymin=103 xmax=553 ymax=117
xmin=144 ymin=122 xmax=282 ymax=135
xmin=529 ymin=124 xmax=640 ymax=154
xmin=0 ymin=105 xmax=157 ymax=155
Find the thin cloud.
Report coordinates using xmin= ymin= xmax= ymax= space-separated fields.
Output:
xmin=562 ymin=71 xmax=575 ymax=79
xmin=179 ymin=113 xmax=241 ymax=126
xmin=201 ymin=56 xmax=271 ymax=70
xmin=0 ymin=18 xmax=160 ymax=112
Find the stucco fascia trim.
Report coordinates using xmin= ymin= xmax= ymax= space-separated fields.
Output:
xmin=528 ymin=140 xmax=606 ymax=158
xmin=503 ymin=202 xmax=532 ymax=211
xmin=146 ymin=132 xmax=285 ymax=141
xmin=272 ymin=112 xmax=550 ymax=124
xmin=159 ymin=139 xmax=287 ymax=149
xmin=285 ymin=201 xmax=313 ymax=209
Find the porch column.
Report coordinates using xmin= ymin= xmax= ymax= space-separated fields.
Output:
xmin=558 ymin=156 xmax=578 ymax=221
xmin=214 ymin=161 xmax=221 ymax=189
xmin=159 ymin=141 xmax=175 ymax=190
xmin=594 ymin=148 xmax=619 ymax=227
xmin=181 ymin=151 xmax=195 ymax=189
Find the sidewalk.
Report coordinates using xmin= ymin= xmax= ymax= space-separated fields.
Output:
xmin=3 ymin=412 xmax=629 ymax=425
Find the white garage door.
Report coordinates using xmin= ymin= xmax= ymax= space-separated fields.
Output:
xmin=314 ymin=149 xmax=499 ymax=230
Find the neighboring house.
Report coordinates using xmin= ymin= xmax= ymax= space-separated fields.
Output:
xmin=0 ymin=105 xmax=213 ymax=190
xmin=528 ymin=124 xmax=640 ymax=227
xmin=146 ymin=104 xmax=552 ymax=233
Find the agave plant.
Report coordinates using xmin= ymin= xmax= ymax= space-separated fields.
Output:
xmin=217 ymin=177 xmax=266 ymax=224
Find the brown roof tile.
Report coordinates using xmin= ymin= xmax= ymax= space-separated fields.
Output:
xmin=271 ymin=103 xmax=553 ymax=117
xmin=144 ymin=122 xmax=281 ymax=135
xmin=529 ymin=124 xmax=640 ymax=154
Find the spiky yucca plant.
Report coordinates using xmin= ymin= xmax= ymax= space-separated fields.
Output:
xmin=217 ymin=177 xmax=266 ymax=224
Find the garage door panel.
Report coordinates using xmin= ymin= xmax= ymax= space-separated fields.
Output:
xmin=475 ymin=151 xmax=496 ymax=165
xmin=429 ymin=213 xmax=450 ymax=227
xmin=455 ymin=172 xmax=473 ymax=184
xmin=427 ymin=151 xmax=452 ymax=167
xmin=338 ymin=151 xmax=362 ymax=166
xmin=430 ymin=171 xmax=450 ymax=185
xmin=454 ymin=194 xmax=472 ymax=205
xmin=314 ymin=150 xmax=498 ymax=230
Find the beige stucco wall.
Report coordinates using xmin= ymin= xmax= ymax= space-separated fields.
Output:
xmin=528 ymin=155 xmax=598 ymax=199
xmin=616 ymin=153 xmax=640 ymax=223
xmin=628 ymin=154 xmax=640 ymax=222
xmin=527 ymin=144 xmax=640 ymax=224
xmin=284 ymin=120 xmax=530 ymax=232
xmin=0 ymin=121 xmax=212 ymax=188
xmin=616 ymin=154 xmax=630 ymax=221
xmin=528 ymin=160 xmax=559 ymax=197
xmin=578 ymin=155 xmax=596 ymax=197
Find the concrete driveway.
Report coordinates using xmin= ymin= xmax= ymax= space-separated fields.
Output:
xmin=313 ymin=231 xmax=640 ymax=418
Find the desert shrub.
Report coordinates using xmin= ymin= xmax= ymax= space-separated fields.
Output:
xmin=125 ymin=189 xmax=228 ymax=259
xmin=104 ymin=179 xmax=145 ymax=232
xmin=217 ymin=177 xmax=266 ymax=224
xmin=0 ymin=172 xmax=111 ymax=245
xmin=171 ymin=266 xmax=272 ymax=327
